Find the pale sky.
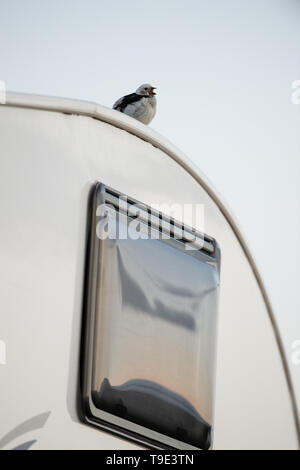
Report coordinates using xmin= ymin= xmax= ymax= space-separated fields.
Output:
xmin=1 ymin=0 xmax=300 ymax=411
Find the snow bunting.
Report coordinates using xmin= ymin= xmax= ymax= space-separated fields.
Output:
xmin=113 ymin=84 xmax=157 ymax=125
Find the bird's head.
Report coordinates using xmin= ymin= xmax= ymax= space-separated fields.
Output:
xmin=136 ymin=83 xmax=156 ymax=96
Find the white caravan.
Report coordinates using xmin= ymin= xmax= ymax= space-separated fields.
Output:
xmin=0 ymin=93 xmax=299 ymax=450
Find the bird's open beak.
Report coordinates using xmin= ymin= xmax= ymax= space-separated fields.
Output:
xmin=150 ymin=87 xmax=156 ymax=95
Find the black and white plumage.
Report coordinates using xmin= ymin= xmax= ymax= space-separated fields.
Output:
xmin=113 ymin=83 xmax=157 ymax=125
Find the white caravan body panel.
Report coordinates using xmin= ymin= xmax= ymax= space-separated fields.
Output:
xmin=0 ymin=93 xmax=298 ymax=450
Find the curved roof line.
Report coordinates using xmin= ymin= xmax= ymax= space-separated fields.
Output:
xmin=4 ymin=91 xmax=300 ymax=446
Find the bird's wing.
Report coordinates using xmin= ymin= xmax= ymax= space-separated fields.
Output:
xmin=113 ymin=93 xmax=143 ymax=112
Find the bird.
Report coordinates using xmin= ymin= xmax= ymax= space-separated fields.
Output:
xmin=113 ymin=83 xmax=157 ymax=125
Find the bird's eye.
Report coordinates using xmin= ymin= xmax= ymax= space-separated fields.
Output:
xmin=144 ymin=87 xmax=148 ymax=91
